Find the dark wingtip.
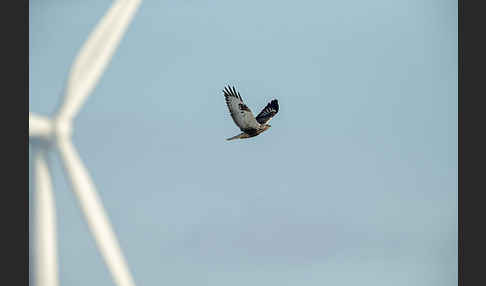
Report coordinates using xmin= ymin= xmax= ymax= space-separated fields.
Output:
xmin=222 ymin=85 xmax=241 ymax=100
xmin=223 ymin=85 xmax=231 ymax=96
xmin=271 ymin=99 xmax=279 ymax=112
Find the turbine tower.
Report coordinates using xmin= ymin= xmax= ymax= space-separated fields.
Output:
xmin=29 ymin=1 xmax=142 ymax=286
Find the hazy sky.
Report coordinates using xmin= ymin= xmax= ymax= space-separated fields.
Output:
xmin=29 ymin=0 xmax=457 ymax=285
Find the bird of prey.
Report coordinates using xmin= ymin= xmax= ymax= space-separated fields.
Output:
xmin=223 ymin=85 xmax=279 ymax=141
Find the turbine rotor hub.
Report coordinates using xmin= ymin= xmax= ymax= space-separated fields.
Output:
xmin=53 ymin=117 xmax=73 ymax=139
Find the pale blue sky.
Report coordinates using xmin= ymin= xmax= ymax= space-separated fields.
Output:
xmin=29 ymin=0 xmax=457 ymax=285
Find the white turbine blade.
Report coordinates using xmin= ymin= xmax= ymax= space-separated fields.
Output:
xmin=34 ymin=149 xmax=59 ymax=286
xmin=56 ymin=137 xmax=136 ymax=286
xmin=30 ymin=113 xmax=52 ymax=138
xmin=57 ymin=0 xmax=142 ymax=121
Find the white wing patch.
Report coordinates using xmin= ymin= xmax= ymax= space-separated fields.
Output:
xmin=223 ymin=86 xmax=260 ymax=131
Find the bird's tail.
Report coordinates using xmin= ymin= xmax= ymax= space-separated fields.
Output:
xmin=226 ymin=133 xmax=244 ymax=141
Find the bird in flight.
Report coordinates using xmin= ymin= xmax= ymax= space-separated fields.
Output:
xmin=223 ymin=85 xmax=279 ymax=141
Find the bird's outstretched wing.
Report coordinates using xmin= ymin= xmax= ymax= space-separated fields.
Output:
xmin=223 ymin=86 xmax=260 ymax=131
xmin=256 ymin=99 xmax=279 ymax=125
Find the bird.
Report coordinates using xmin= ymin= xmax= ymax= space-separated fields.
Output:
xmin=223 ymin=85 xmax=279 ymax=141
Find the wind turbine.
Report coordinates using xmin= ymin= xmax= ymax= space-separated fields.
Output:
xmin=29 ymin=1 xmax=142 ymax=286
